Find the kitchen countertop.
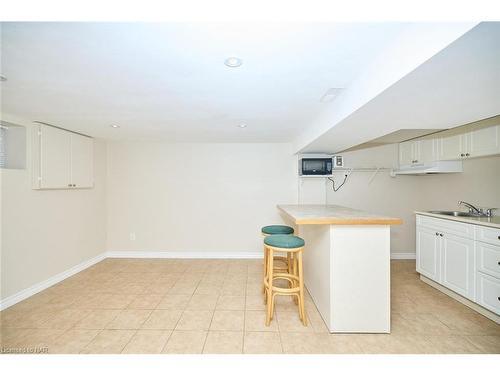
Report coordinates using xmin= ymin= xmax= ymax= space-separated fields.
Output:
xmin=278 ymin=204 xmax=403 ymax=225
xmin=415 ymin=211 xmax=500 ymax=229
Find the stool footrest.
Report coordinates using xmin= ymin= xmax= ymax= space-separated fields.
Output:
xmin=273 ymin=273 xmax=299 ymax=282
xmin=272 ymin=286 xmax=300 ymax=294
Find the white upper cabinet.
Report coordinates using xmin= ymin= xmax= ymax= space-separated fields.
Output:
xmin=34 ymin=124 xmax=94 ymax=189
xmin=418 ymin=138 xmax=435 ymax=163
xmin=70 ymin=133 xmax=94 ymax=188
xmin=399 ymin=141 xmax=414 ymax=167
xmin=439 ymin=124 xmax=500 ymax=161
xmin=39 ymin=124 xmax=72 ymax=188
xmin=468 ymin=125 xmax=500 ymax=158
xmin=439 ymin=133 xmax=464 ymax=160
xmin=401 ymin=120 xmax=500 ymax=163
xmin=399 ymin=138 xmax=435 ymax=167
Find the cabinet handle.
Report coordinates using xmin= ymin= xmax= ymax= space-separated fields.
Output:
xmin=68 ymin=184 xmax=72 ymax=187
xmin=466 ymin=153 xmax=470 ymax=157
xmin=439 ymin=233 xmax=444 ymax=237
xmin=460 ymin=153 xmax=465 ymax=157
xmin=497 ymin=236 xmax=500 ymax=240
xmin=435 ymin=232 xmax=439 ymax=236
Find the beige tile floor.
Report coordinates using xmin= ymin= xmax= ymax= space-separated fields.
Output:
xmin=1 ymin=259 xmax=499 ymax=354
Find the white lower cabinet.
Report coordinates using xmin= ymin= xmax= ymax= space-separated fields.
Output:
xmin=440 ymin=233 xmax=475 ymax=299
xmin=476 ymin=272 xmax=500 ymax=315
xmin=416 ymin=214 xmax=500 ymax=317
xmin=416 ymin=226 xmax=441 ymax=282
xmin=476 ymin=242 xmax=500 ymax=279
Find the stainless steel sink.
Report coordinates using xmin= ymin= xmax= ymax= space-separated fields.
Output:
xmin=428 ymin=210 xmax=482 ymax=217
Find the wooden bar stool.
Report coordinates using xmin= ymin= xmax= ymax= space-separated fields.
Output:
xmin=261 ymin=225 xmax=294 ymax=297
xmin=263 ymin=234 xmax=307 ymax=326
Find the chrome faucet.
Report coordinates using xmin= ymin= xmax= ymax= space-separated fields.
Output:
xmin=458 ymin=201 xmax=497 ymax=217
xmin=458 ymin=201 xmax=482 ymax=215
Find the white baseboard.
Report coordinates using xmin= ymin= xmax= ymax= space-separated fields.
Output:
xmin=390 ymin=252 xmax=416 ymax=260
xmin=0 ymin=252 xmax=106 ymax=311
xmin=106 ymin=251 xmax=263 ymax=259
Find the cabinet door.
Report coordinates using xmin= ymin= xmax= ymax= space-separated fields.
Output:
xmin=416 ymin=226 xmax=441 ymax=282
xmin=70 ymin=134 xmax=94 ymax=188
xmin=441 ymin=233 xmax=475 ymax=299
xmin=411 ymin=141 xmax=423 ymax=165
xmin=468 ymin=125 xmax=500 ymax=158
xmin=476 ymin=242 xmax=500 ymax=279
xmin=399 ymin=141 xmax=414 ymax=167
xmin=440 ymin=133 xmax=464 ymax=160
xmin=419 ymin=138 xmax=435 ymax=163
xmin=40 ymin=125 xmax=72 ymax=188
xmin=475 ymin=272 xmax=500 ymax=315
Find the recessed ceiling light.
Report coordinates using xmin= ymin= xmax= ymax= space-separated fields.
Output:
xmin=0 ymin=75 xmax=7 ymax=82
xmin=238 ymin=123 xmax=247 ymax=128
xmin=320 ymin=88 xmax=344 ymax=103
xmin=110 ymin=124 xmax=120 ymax=128
xmin=224 ymin=57 xmax=243 ymax=68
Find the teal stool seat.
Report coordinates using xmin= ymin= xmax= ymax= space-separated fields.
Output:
xmin=261 ymin=225 xmax=294 ymax=235
xmin=264 ymin=234 xmax=305 ymax=249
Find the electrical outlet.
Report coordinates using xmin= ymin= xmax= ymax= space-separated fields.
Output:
xmin=129 ymin=232 xmax=136 ymax=241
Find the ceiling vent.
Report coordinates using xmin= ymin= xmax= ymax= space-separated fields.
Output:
xmin=320 ymin=88 xmax=344 ymax=103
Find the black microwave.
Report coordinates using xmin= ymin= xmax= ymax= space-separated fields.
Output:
xmin=299 ymin=157 xmax=333 ymax=176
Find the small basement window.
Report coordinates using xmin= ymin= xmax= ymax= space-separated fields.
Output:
xmin=0 ymin=121 xmax=26 ymax=169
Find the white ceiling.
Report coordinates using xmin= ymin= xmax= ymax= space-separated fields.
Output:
xmin=0 ymin=22 xmax=409 ymax=141
xmin=301 ymin=22 xmax=500 ymax=153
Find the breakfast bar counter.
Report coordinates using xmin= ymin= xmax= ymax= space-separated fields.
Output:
xmin=277 ymin=204 xmax=402 ymax=333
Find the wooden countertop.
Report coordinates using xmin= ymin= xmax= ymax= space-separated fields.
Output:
xmin=278 ymin=204 xmax=403 ymax=225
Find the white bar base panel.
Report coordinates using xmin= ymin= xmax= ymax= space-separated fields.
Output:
xmin=299 ymin=224 xmax=391 ymax=333
xmin=420 ymin=275 xmax=500 ymax=324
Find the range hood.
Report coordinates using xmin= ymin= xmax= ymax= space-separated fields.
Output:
xmin=392 ymin=160 xmax=463 ymax=175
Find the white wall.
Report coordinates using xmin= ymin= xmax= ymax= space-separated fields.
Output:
xmin=106 ymin=142 xmax=297 ymax=254
xmin=418 ymin=155 xmax=500 ymax=212
xmin=300 ymin=143 xmax=500 ymax=256
xmin=0 ymin=114 xmax=107 ymax=299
